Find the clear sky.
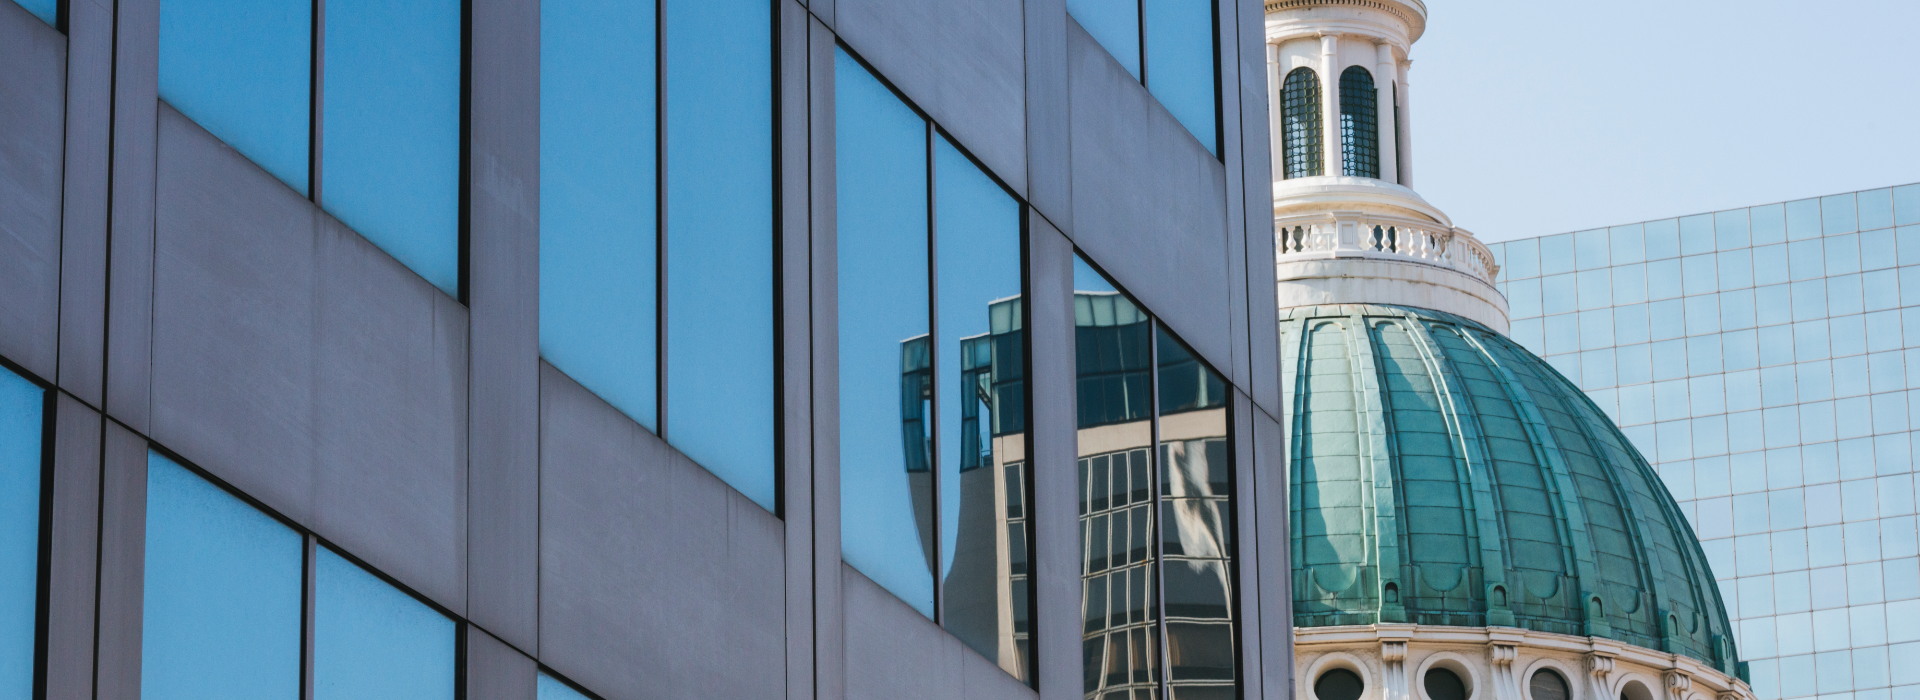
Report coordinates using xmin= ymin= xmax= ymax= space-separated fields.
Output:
xmin=1409 ymin=0 xmax=1920 ymax=243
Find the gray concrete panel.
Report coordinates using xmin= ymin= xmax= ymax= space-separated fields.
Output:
xmin=149 ymin=104 xmax=470 ymax=613
xmin=1252 ymin=404 xmax=1291 ymax=700
xmin=95 ymin=420 xmax=149 ymax=700
xmin=538 ymin=362 xmax=786 ymax=700
xmin=1022 ymin=0 xmax=1070 ymax=235
xmin=809 ymin=17 xmax=848 ymax=700
xmin=843 ymin=565 xmax=1039 ymax=700
xmin=106 ymin=0 xmax=157 ymax=432
xmin=1025 ymin=215 xmax=1083 ymax=700
xmin=58 ymin=0 xmax=115 ymax=405
xmin=46 ymin=393 xmax=101 ymax=700
xmin=0 ymin=3 xmax=65 ymax=382
xmin=1216 ymin=0 xmax=1253 ymax=397
xmin=1230 ymin=391 xmax=1264 ymax=700
xmin=1235 ymin=0 xmax=1281 ymax=416
xmin=466 ymin=627 xmax=537 ymax=700
xmin=835 ymin=0 xmax=1026 ymax=196
xmin=1065 ymin=20 xmax=1232 ymax=375
xmin=467 ymin=0 xmax=542 ymax=654
xmin=779 ymin=3 xmax=818 ymax=700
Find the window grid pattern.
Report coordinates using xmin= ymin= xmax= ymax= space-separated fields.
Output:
xmin=1281 ymin=67 xmax=1323 ymax=180
xmin=1490 ymin=183 xmax=1920 ymax=700
xmin=1338 ymin=66 xmax=1377 ymax=179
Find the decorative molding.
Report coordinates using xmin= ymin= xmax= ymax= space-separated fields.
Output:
xmin=1265 ymin=0 xmax=1422 ymax=29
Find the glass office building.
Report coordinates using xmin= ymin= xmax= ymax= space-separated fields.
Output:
xmin=1490 ymin=183 xmax=1920 ymax=700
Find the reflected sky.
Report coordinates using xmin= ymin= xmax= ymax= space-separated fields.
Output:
xmin=314 ymin=548 xmax=456 ymax=700
xmin=0 ymin=368 xmax=40 ymax=700
xmin=159 ymin=0 xmax=311 ymax=194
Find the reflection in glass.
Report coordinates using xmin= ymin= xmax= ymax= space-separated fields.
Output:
xmin=935 ymin=137 xmax=1030 ymax=680
xmin=313 ymin=548 xmax=456 ymax=700
xmin=538 ymin=674 xmax=591 ymax=700
xmin=1143 ymin=0 xmax=1217 ymax=154
xmin=0 ymin=368 xmax=41 ymax=700
xmin=539 ymin=0 xmax=658 ymax=430
xmin=1156 ymin=328 xmax=1234 ymax=699
xmin=322 ymin=0 xmax=462 ymax=296
xmin=837 ymin=47 xmax=935 ymax=618
xmin=15 ymin=0 xmax=55 ymax=25
xmin=1067 ymin=0 xmax=1141 ymax=79
xmin=141 ymin=453 xmax=303 ymax=700
xmin=663 ymin=0 xmax=777 ymax=510
xmin=160 ymin=0 xmax=311 ymax=193
xmin=1076 ymin=257 xmax=1162 ymax=700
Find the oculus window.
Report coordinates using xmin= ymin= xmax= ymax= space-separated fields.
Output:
xmin=0 ymin=366 xmax=42 ymax=700
xmin=1074 ymin=257 xmax=1239 ymax=700
xmin=1067 ymin=0 xmax=1220 ymax=155
xmin=540 ymin=0 xmax=779 ymax=511
xmin=836 ymin=47 xmax=1035 ymax=683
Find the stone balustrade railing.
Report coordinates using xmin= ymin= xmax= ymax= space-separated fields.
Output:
xmin=1276 ymin=212 xmax=1500 ymax=286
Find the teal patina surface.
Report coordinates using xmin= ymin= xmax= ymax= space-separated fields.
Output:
xmin=1282 ymin=304 xmax=1740 ymax=677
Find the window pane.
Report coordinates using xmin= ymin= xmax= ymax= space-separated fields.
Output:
xmin=141 ymin=453 xmax=302 ymax=700
xmin=1075 ymin=255 xmax=1159 ymax=698
xmin=14 ymin=0 xmax=55 ymax=25
xmin=0 ymin=368 xmax=41 ymax=699
xmin=935 ymin=138 xmax=1031 ymax=681
xmin=538 ymin=674 xmax=591 ymax=700
xmin=1143 ymin=0 xmax=1216 ymax=154
xmin=322 ymin=0 xmax=462 ymax=295
xmin=313 ymin=548 xmax=455 ymax=700
xmin=1067 ymin=0 xmax=1141 ymax=79
xmin=1157 ymin=327 xmax=1235 ymax=696
xmin=837 ymin=48 xmax=935 ymax=618
xmin=539 ymin=0 xmax=658 ymax=430
xmin=160 ymin=0 xmax=311 ymax=193
xmin=663 ymin=0 xmax=776 ymax=510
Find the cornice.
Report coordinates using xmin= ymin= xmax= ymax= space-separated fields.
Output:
xmin=1264 ymin=0 xmax=1426 ymax=42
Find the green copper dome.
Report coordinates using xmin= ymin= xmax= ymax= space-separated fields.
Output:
xmin=1281 ymin=304 xmax=1740 ymax=676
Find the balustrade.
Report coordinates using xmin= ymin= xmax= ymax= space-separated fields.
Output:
xmin=1275 ymin=214 xmax=1499 ymax=285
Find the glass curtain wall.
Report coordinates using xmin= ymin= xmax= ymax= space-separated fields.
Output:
xmin=837 ymin=47 xmax=1034 ymax=683
xmin=1490 ymin=183 xmax=1920 ymax=700
xmin=1065 ymin=0 xmax=1218 ymax=155
xmin=158 ymin=0 xmax=312 ymax=194
xmin=1074 ymin=258 xmax=1238 ymax=700
xmin=141 ymin=452 xmax=457 ymax=699
xmin=540 ymin=0 xmax=778 ymax=511
xmin=0 ymin=366 xmax=43 ymax=700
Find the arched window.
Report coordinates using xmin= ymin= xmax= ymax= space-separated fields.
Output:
xmin=1528 ymin=670 xmax=1569 ymax=700
xmin=1280 ymin=67 xmax=1323 ymax=179
xmin=1340 ymin=65 xmax=1378 ymax=178
xmin=1314 ymin=669 xmax=1364 ymax=700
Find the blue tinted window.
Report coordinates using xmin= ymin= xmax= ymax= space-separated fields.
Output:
xmin=322 ymin=0 xmax=462 ymax=296
xmin=141 ymin=453 xmax=303 ymax=700
xmin=0 ymin=368 xmax=41 ymax=700
xmin=1644 ymin=219 xmax=1680 ymax=260
xmin=1751 ymin=204 xmax=1787 ymax=245
xmin=313 ymin=548 xmax=455 ymax=700
xmin=539 ymin=0 xmax=658 ymax=430
xmin=1715 ymin=209 xmax=1751 ymax=250
xmin=1859 ymin=189 xmax=1894 ymax=231
xmin=1896 ymin=185 xmax=1920 ymax=226
xmin=1503 ymin=238 xmax=1540 ymax=279
xmin=539 ymin=674 xmax=591 ymax=700
xmin=160 ymin=0 xmax=311 ymax=193
xmin=1609 ymin=225 xmax=1645 ymax=265
xmin=1539 ymin=233 xmax=1575 ymax=276
xmin=14 ymin=0 xmax=55 ymax=26
xmin=1823 ymin=194 xmax=1859 ymax=235
xmin=663 ymin=0 xmax=776 ymax=510
xmin=1067 ymin=0 xmax=1141 ymax=79
xmin=1786 ymin=199 xmax=1823 ymax=240
xmin=1143 ymin=0 xmax=1216 ymax=154
xmin=1575 ymin=229 xmax=1610 ymax=269
xmin=1680 ymin=214 xmax=1715 ymax=256
xmin=837 ymin=48 xmax=935 ymax=618
xmin=933 ymin=138 xmax=1031 ymax=679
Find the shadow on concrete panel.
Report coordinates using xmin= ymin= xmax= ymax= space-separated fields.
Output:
xmin=149 ymin=103 xmax=469 ymax=613
xmin=539 ymin=362 xmax=784 ymax=700
xmin=0 ymin=1 xmax=66 ymax=380
xmin=843 ymin=564 xmax=1039 ymax=700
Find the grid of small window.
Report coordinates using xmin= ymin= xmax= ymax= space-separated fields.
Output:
xmin=1338 ymin=66 xmax=1377 ymax=179
xmin=1281 ymin=67 xmax=1323 ymax=180
xmin=1490 ymin=183 xmax=1920 ymax=700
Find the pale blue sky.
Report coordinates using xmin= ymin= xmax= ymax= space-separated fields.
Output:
xmin=1411 ymin=0 xmax=1920 ymax=243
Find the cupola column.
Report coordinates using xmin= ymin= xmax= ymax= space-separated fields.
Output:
xmin=1397 ymin=60 xmax=1414 ymax=187
xmin=1375 ymin=42 xmax=1400 ymax=185
xmin=1319 ymin=34 xmax=1341 ymax=177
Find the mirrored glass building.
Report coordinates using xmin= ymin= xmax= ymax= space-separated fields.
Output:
xmin=1490 ymin=184 xmax=1920 ymax=700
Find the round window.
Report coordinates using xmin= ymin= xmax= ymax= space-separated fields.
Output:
xmin=1316 ymin=668 xmax=1365 ymax=700
xmin=1529 ymin=670 xmax=1569 ymax=700
xmin=1424 ymin=667 xmax=1467 ymax=700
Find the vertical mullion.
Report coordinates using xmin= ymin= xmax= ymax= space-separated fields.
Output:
xmin=654 ymin=0 xmax=670 ymax=439
xmin=1149 ymin=319 xmax=1171 ymax=700
xmin=309 ymin=0 xmax=325 ymax=204
xmin=925 ymin=120 xmax=941 ymax=625
xmin=457 ymin=0 xmax=474 ymax=304
xmin=1135 ymin=0 xmax=1147 ymax=87
xmin=301 ymin=534 xmax=317 ymax=700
